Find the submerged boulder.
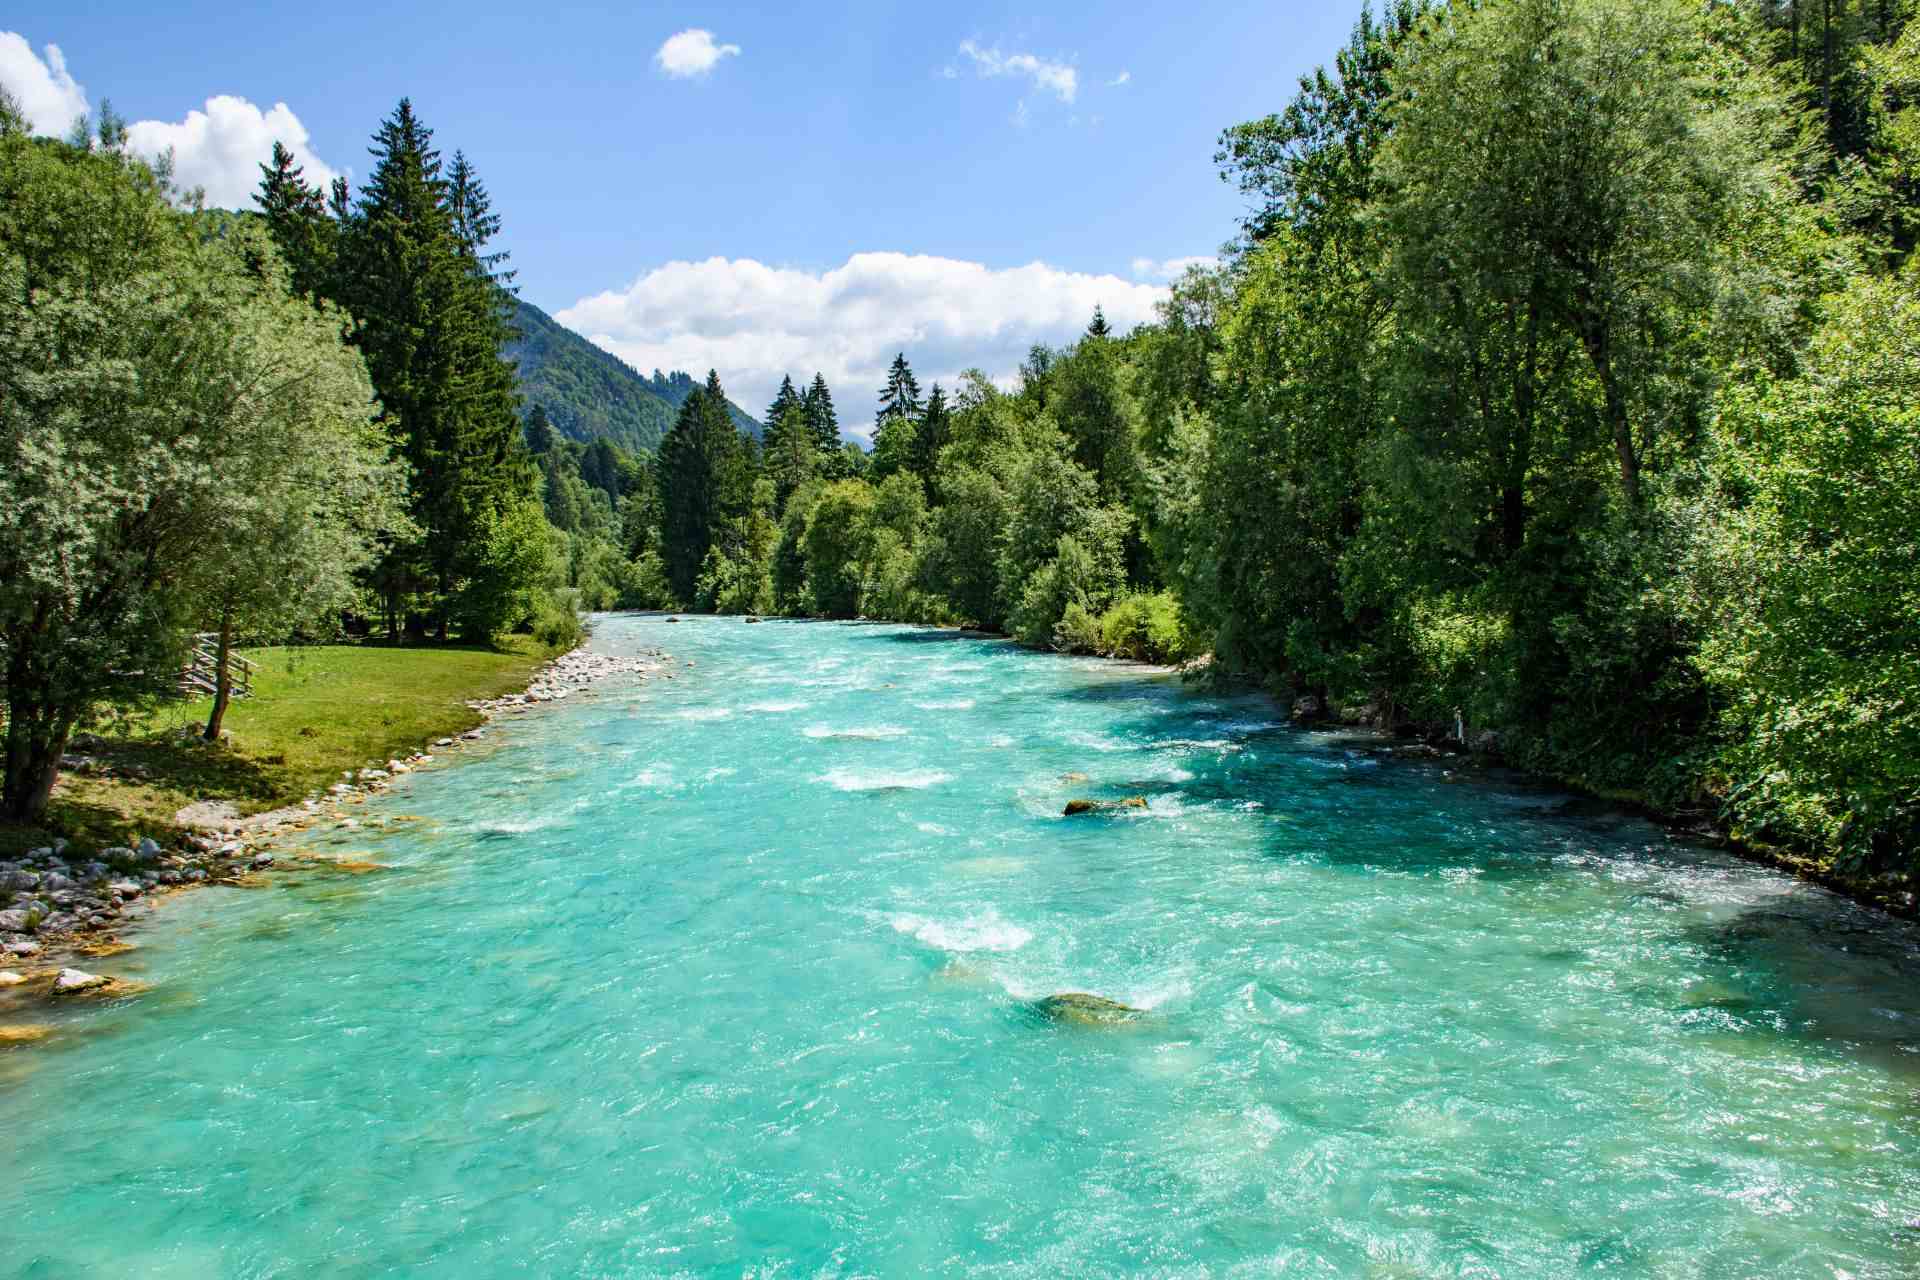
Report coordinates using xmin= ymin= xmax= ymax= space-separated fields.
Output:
xmin=1033 ymin=992 xmax=1143 ymax=1027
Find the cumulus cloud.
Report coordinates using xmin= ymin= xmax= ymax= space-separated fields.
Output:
xmin=127 ymin=96 xmax=337 ymax=209
xmin=0 ymin=36 xmax=336 ymax=210
xmin=0 ymin=33 xmax=89 ymax=135
xmin=956 ymin=40 xmax=1076 ymax=104
xmin=655 ymin=29 xmax=740 ymax=79
xmin=557 ymin=252 xmax=1167 ymax=440
xmin=1130 ymin=255 xmax=1216 ymax=282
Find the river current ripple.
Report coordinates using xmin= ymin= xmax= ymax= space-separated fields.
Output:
xmin=3 ymin=615 xmax=1917 ymax=1277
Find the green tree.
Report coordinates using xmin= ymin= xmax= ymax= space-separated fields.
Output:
xmin=656 ymin=373 xmax=751 ymax=603
xmin=0 ymin=129 xmax=398 ymax=816
xmin=252 ymin=140 xmax=335 ymax=301
xmin=330 ymin=99 xmax=534 ymax=637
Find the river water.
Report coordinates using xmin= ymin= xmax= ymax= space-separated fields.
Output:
xmin=3 ymin=615 xmax=1917 ymax=1277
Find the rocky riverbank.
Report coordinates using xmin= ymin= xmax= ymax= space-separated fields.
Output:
xmin=0 ymin=642 xmax=668 ymax=996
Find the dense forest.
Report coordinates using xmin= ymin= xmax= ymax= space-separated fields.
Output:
xmin=2 ymin=0 xmax=1914 ymax=882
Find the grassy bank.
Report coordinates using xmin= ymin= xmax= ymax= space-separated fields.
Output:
xmin=1 ymin=639 xmax=558 ymax=858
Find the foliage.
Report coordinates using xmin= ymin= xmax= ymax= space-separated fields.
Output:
xmin=1689 ymin=272 xmax=1920 ymax=868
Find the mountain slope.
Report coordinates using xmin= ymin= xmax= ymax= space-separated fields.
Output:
xmin=506 ymin=298 xmax=759 ymax=452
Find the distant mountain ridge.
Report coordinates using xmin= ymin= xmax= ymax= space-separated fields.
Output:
xmin=506 ymin=298 xmax=758 ymax=453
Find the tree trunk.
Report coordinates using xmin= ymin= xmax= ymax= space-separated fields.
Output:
xmin=1577 ymin=317 xmax=1641 ymax=507
xmin=204 ymin=611 xmax=235 ymax=741
xmin=3 ymin=693 xmax=71 ymax=825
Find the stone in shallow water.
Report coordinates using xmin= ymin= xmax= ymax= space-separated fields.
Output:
xmin=1062 ymin=796 xmax=1148 ymax=816
xmin=53 ymin=968 xmax=109 ymax=993
xmin=0 ymin=1024 xmax=51 ymax=1045
xmin=1032 ymin=992 xmax=1143 ymax=1027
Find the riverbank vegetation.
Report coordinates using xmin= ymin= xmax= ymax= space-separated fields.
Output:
xmin=617 ymin=0 xmax=1919 ymax=882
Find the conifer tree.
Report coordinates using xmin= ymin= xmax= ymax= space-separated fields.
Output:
xmin=913 ymin=382 xmax=952 ymax=480
xmin=876 ymin=352 xmax=923 ymax=428
xmin=253 ymin=141 xmax=334 ymax=301
xmin=764 ymin=374 xmax=801 ymax=435
xmin=524 ymin=405 xmax=558 ymax=454
xmin=802 ymin=372 xmax=840 ymax=454
xmin=332 ymin=99 xmax=534 ymax=636
xmin=657 ymin=371 xmax=752 ymax=601
xmin=1086 ymin=304 xmax=1112 ymax=338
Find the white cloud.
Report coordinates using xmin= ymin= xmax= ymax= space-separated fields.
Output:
xmin=0 ymin=33 xmax=89 ymax=135
xmin=1107 ymin=70 xmax=1131 ymax=87
xmin=957 ymin=40 xmax=1076 ymax=104
xmin=557 ymin=252 xmax=1168 ymax=440
xmin=127 ymin=95 xmax=337 ymax=209
xmin=0 ymin=37 xmax=336 ymax=210
xmin=1131 ymin=255 xmax=1216 ymax=282
xmin=655 ymin=29 xmax=740 ymax=79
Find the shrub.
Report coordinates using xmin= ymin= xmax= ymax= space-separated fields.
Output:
xmin=1096 ymin=592 xmax=1192 ymax=663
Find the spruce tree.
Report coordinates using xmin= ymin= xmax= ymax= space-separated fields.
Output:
xmin=657 ymin=372 xmax=752 ymax=602
xmin=913 ymin=382 xmax=952 ymax=479
xmin=524 ymin=405 xmax=558 ymax=454
xmin=764 ymin=374 xmax=801 ymax=436
xmin=876 ymin=352 xmax=923 ymax=429
xmin=1086 ymin=304 xmax=1112 ymax=338
xmin=802 ymin=372 xmax=840 ymax=453
xmin=333 ymin=98 xmax=533 ymax=636
xmin=253 ymin=141 xmax=334 ymax=301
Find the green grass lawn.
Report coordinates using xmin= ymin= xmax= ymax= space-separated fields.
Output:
xmin=1 ymin=639 xmax=558 ymax=858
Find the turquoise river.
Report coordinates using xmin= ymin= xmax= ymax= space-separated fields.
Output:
xmin=3 ymin=615 xmax=1918 ymax=1278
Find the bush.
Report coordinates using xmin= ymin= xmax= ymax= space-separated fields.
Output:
xmin=1054 ymin=601 xmax=1102 ymax=653
xmin=531 ymin=598 xmax=587 ymax=651
xmin=1096 ymin=592 xmax=1192 ymax=663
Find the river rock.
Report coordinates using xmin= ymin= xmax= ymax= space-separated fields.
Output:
xmin=53 ymin=968 xmax=110 ymax=993
xmin=107 ymin=880 xmax=142 ymax=899
xmin=0 ymin=970 xmax=23 ymax=987
xmin=2 ymin=939 xmax=40 ymax=957
xmin=0 ymin=909 xmax=34 ymax=934
xmin=250 ymin=852 xmax=274 ymax=870
xmin=1033 ymin=992 xmax=1143 ymax=1027
xmin=135 ymin=837 xmax=162 ymax=861
xmin=1062 ymin=797 xmax=1148 ymax=816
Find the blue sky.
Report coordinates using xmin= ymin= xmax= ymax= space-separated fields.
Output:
xmin=3 ymin=1 xmax=1364 ymax=422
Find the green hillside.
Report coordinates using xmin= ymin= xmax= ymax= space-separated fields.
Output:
xmin=506 ymin=298 xmax=758 ymax=452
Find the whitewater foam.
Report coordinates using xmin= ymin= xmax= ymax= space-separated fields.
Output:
xmin=746 ymin=700 xmax=806 ymax=713
xmin=890 ymin=911 xmax=1033 ymax=954
xmin=802 ymin=724 xmax=910 ymax=740
xmin=676 ymin=707 xmax=733 ymax=721
xmin=818 ymin=767 xmax=953 ymax=792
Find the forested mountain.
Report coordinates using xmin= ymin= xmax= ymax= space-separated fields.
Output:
xmin=506 ymin=298 xmax=758 ymax=453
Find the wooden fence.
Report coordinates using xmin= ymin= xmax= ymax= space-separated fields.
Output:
xmin=178 ymin=633 xmax=255 ymax=701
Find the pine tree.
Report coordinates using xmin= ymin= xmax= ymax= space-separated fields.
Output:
xmin=876 ymin=352 xmax=923 ymax=428
xmin=657 ymin=372 xmax=752 ymax=602
xmin=253 ymin=141 xmax=334 ymax=301
xmin=333 ymin=99 xmax=534 ymax=637
xmin=913 ymin=382 xmax=952 ymax=479
xmin=803 ymin=372 xmax=841 ymax=456
xmin=764 ymin=374 xmax=801 ymax=434
xmin=524 ymin=405 xmax=558 ymax=454
xmin=1086 ymin=304 xmax=1112 ymax=338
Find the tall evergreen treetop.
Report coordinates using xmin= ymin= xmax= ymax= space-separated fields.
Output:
xmin=803 ymin=372 xmax=840 ymax=453
xmin=253 ymin=141 xmax=333 ymax=300
xmin=1086 ymin=304 xmax=1112 ymax=338
xmin=765 ymin=374 xmax=800 ymax=431
xmin=876 ymin=352 xmax=923 ymax=428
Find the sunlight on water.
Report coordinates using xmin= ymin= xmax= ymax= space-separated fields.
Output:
xmin=2 ymin=616 xmax=1917 ymax=1277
